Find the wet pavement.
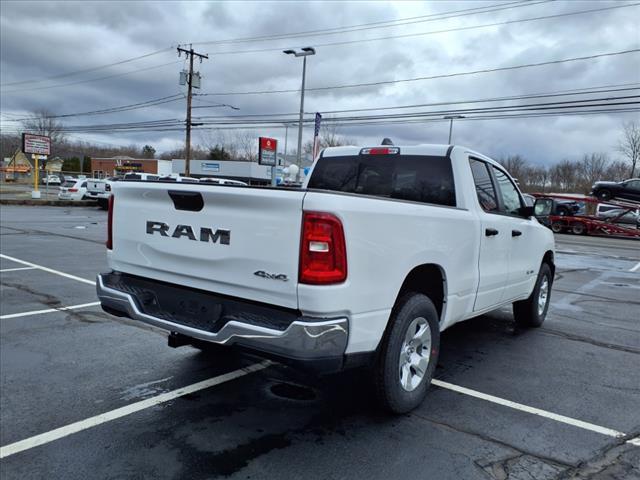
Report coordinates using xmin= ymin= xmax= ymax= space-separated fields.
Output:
xmin=1 ymin=206 xmax=638 ymax=479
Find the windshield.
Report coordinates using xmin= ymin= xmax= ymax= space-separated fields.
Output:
xmin=308 ymin=154 xmax=456 ymax=207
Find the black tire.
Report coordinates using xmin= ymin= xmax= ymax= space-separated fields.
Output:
xmin=571 ymin=222 xmax=585 ymax=235
xmin=374 ymin=293 xmax=440 ymax=414
xmin=513 ymin=263 xmax=553 ymax=328
xmin=97 ymin=198 xmax=108 ymax=210
xmin=597 ymin=189 xmax=612 ymax=201
xmin=551 ymin=222 xmax=563 ymax=233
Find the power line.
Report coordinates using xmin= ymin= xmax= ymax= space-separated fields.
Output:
xmin=5 ymin=94 xmax=185 ymax=120
xmin=197 ymin=49 xmax=640 ymax=97
xmin=0 ymin=47 xmax=174 ymax=88
xmin=202 ymin=3 xmax=639 ymax=56
xmin=191 ymin=84 xmax=640 ymax=119
xmin=194 ymin=0 xmax=544 ymax=47
xmin=1 ymin=61 xmax=181 ymax=94
xmin=18 ymin=96 xmax=636 ymax=134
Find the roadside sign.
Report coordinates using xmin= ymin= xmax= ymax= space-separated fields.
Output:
xmin=202 ymin=162 xmax=220 ymax=172
xmin=258 ymin=137 xmax=277 ymax=166
xmin=22 ymin=133 xmax=51 ymax=156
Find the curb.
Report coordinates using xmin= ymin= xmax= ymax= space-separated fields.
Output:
xmin=0 ymin=199 xmax=98 ymax=207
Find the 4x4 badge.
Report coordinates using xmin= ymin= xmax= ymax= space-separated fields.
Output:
xmin=254 ymin=271 xmax=289 ymax=282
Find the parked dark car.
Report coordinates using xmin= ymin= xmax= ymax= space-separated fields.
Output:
xmin=533 ymin=198 xmax=580 ymax=228
xmin=590 ymin=178 xmax=640 ymax=202
xmin=553 ymin=199 xmax=581 ymax=216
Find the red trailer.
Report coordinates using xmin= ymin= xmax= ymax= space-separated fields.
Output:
xmin=531 ymin=193 xmax=640 ymax=238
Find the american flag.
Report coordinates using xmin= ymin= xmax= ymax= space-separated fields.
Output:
xmin=312 ymin=112 xmax=322 ymax=159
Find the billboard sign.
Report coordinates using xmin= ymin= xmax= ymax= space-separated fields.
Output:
xmin=22 ymin=133 xmax=51 ymax=156
xmin=258 ymin=137 xmax=277 ymax=166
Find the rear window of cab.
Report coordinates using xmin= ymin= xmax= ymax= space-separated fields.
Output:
xmin=308 ymin=154 xmax=456 ymax=207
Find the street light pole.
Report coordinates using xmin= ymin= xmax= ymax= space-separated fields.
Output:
xmin=284 ymin=47 xmax=315 ymax=181
xmin=444 ymin=115 xmax=465 ymax=144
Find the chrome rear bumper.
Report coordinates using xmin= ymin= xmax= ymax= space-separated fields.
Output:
xmin=96 ymin=273 xmax=348 ymax=363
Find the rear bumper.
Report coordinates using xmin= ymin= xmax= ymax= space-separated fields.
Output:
xmin=96 ymin=272 xmax=349 ymax=372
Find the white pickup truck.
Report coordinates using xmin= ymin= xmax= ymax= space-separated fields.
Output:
xmin=97 ymin=143 xmax=555 ymax=413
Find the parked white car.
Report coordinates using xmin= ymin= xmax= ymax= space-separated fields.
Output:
xmin=86 ymin=178 xmax=114 ymax=209
xmin=58 ymin=178 xmax=88 ymax=201
xmin=199 ymin=177 xmax=248 ymax=186
xmin=41 ymin=174 xmax=61 ymax=185
xmin=98 ymin=142 xmax=555 ymax=413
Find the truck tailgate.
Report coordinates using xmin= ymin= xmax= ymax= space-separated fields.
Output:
xmin=87 ymin=180 xmax=106 ymax=193
xmin=109 ymin=182 xmax=306 ymax=309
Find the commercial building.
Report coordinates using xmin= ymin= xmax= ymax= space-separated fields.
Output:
xmin=172 ymin=159 xmax=275 ymax=185
xmin=90 ymin=156 xmax=172 ymax=178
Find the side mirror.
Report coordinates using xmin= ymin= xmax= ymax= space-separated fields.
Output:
xmin=518 ymin=206 xmax=535 ymax=218
xmin=533 ymin=198 xmax=553 ymax=217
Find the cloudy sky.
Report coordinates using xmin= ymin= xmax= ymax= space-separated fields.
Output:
xmin=1 ymin=0 xmax=638 ymax=165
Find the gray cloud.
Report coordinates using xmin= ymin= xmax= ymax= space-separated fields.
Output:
xmin=1 ymin=0 xmax=639 ymax=163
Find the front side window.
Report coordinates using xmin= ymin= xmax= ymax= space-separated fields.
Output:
xmin=491 ymin=166 xmax=523 ymax=215
xmin=308 ymin=154 xmax=456 ymax=207
xmin=469 ymin=159 xmax=498 ymax=212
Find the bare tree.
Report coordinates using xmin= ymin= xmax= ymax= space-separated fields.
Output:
xmin=550 ymin=159 xmax=578 ymax=192
xmin=576 ymin=153 xmax=608 ymax=192
xmin=525 ymin=165 xmax=550 ymax=193
xmin=617 ymin=121 xmax=640 ymax=178
xmin=500 ymin=155 xmax=529 ymax=184
xmin=303 ymin=122 xmax=353 ymax=154
xmin=21 ymin=109 xmax=66 ymax=143
xmin=604 ymin=160 xmax=631 ymax=182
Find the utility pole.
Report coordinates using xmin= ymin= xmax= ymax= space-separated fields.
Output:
xmin=177 ymin=45 xmax=208 ymax=177
xmin=444 ymin=115 xmax=465 ymax=144
xmin=284 ymin=47 xmax=315 ymax=182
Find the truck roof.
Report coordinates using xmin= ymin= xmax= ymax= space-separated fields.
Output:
xmin=322 ymin=144 xmax=452 ymax=158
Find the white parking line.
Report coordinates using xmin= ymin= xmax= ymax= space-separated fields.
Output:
xmin=0 ymin=267 xmax=37 ymax=273
xmin=0 ymin=302 xmax=101 ymax=320
xmin=628 ymin=436 xmax=640 ymax=446
xmin=0 ymin=361 xmax=270 ymax=459
xmin=630 ymin=261 xmax=640 ymax=272
xmin=0 ymin=254 xmax=95 ymax=285
xmin=431 ymin=379 xmax=626 ymax=438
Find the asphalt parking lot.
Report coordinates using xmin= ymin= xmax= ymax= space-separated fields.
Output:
xmin=1 ymin=205 xmax=639 ymax=480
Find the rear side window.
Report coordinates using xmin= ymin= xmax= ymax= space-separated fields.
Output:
xmin=491 ymin=166 xmax=523 ymax=215
xmin=469 ymin=159 xmax=498 ymax=212
xmin=308 ymin=154 xmax=456 ymax=207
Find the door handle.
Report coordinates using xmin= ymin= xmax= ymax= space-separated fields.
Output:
xmin=512 ymin=230 xmax=522 ymax=237
xmin=485 ymin=228 xmax=499 ymax=236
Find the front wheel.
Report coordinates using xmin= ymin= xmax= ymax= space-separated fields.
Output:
xmin=597 ymin=190 xmax=612 ymax=201
xmin=513 ymin=263 xmax=553 ymax=328
xmin=374 ymin=293 xmax=440 ymax=414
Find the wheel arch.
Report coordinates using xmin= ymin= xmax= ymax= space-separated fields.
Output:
xmin=542 ymin=250 xmax=555 ymax=281
xmin=394 ymin=263 xmax=447 ymax=323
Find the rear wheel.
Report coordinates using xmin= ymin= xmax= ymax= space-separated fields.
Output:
xmin=551 ymin=222 xmax=563 ymax=233
xmin=513 ymin=263 xmax=552 ymax=328
xmin=571 ymin=222 xmax=586 ymax=235
xmin=374 ymin=293 xmax=440 ymax=414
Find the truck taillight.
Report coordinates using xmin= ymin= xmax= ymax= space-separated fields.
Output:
xmin=106 ymin=184 xmax=111 ymax=192
xmin=106 ymin=195 xmax=114 ymax=250
xmin=360 ymin=147 xmax=399 ymax=155
xmin=299 ymin=212 xmax=347 ymax=285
